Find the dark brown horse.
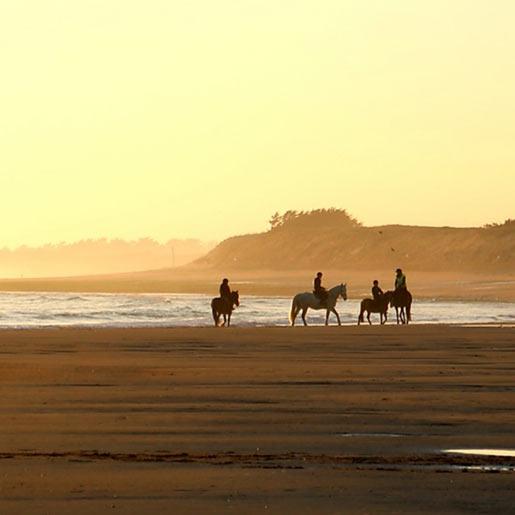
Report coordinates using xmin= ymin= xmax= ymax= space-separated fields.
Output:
xmin=390 ymin=289 xmax=412 ymax=324
xmin=211 ymin=291 xmax=239 ymax=327
xmin=358 ymin=291 xmax=394 ymax=325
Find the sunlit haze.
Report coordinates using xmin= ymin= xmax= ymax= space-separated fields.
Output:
xmin=1 ymin=1 xmax=514 ymax=248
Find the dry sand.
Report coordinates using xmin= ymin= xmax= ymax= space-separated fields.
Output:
xmin=0 ymin=325 xmax=514 ymax=513
xmin=1 ymin=268 xmax=514 ymax=302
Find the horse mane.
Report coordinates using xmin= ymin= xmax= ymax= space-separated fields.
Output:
xmin=327 ymin=283 xmax=346 ymax=294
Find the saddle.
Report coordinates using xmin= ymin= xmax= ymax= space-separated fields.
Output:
xmin=393 ymin=288 xmax=409 ymax=304
xmin=313 ymin=290 xmax=327 ymax=306
xmin=218 ymin=296 xmax=232 ymax=309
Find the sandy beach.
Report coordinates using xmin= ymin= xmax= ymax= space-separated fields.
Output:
xmin=0 ymin=325 xmax=514 ymax=513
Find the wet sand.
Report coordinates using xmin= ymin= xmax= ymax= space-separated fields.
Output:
xmin=0 ymin=325 xmax=514 ymax=513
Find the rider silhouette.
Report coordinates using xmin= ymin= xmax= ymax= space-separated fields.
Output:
xmin=393 ymin=268 xmax=407 ymax=302
xmin=314 ymin=272 xmax=328 ymax=307
xmin=219 ymin=278 xmax=231 ymax=304
xmin=371 ymin=280 xmax=383 ymax=304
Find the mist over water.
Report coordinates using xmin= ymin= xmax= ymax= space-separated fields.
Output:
xmin=0 ymin=292 xmax=512 ymax=329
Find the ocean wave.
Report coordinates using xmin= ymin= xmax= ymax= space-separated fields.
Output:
xmin=0 ymin=294 xmax=512 ymax=329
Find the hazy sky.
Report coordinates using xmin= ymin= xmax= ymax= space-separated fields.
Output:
xmin=1 ymin=1 xmax=514 ymax=247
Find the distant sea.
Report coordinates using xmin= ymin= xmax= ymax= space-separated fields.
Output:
xmin=0 ymin=292 xmax=512 ymax=329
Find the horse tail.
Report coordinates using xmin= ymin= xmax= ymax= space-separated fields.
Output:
xmin=406 ymin=299 xmax=412 ymax=322
xmin=289 ymin=297 xmax=299 ymax=326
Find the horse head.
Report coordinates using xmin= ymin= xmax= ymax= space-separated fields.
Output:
xmin=231 ymin=290 xmax=240 ymax=307
xmin=385 ymin=290 xmax=397 ymax=307
xmin=340 ymin=283 xmax=347 ymax=301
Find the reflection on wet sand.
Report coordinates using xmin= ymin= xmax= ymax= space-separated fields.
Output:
xmin=444 ymin=449 xmax=515 ymax=457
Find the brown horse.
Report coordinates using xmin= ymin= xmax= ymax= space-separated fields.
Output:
xmin=358 ymin=291 xmax=394 ymax=325
xmin=391 ymin=289 xmax=412 ymax=324
xmin=211 ymin=291 xmax=239 ymax=327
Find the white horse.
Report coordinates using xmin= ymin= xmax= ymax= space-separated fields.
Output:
xmin=289 ymin=283 xmax=347 ymax=326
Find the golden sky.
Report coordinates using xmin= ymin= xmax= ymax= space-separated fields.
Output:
xmin=1 ymin=1 xmax=514 ymax=247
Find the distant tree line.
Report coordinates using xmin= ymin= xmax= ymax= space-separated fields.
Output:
xmin=483 ymin=219 xmax=515 ymax=229
xmin=268 ymin=208 xmax=361 ymax=231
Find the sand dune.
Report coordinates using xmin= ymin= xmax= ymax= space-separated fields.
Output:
xmin=197 ymin=211 xmax=515 ymax=273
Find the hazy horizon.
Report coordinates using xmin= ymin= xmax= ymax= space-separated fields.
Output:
xmin=1 ymin=209 xmax=512 ymax=280
xmin=1 ymin=1 xmax=514 ymax=248
xmin=0 ymin=237 xmax=217 ymax=279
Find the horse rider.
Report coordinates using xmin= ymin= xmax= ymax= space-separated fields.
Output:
xmin=219 ymin=278 xmax=232 ymax=305
xmin=313 ymin=272 xmax=328 ymax=307
xmin=394 ymin=268 xmax=407 ymax=302
xmin=371 ymin=280 xmax=383 ymax=306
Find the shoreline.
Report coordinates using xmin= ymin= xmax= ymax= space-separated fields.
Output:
xmin=0 ymin=322 xmax=514 ymax=332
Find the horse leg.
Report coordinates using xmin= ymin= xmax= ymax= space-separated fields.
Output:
xmin=395 ymin=307 xmax=400 ymax=324
xmin=227 ymin=312 xmax=231 ymax=327
xmin=290 ymin=304 xmax=299 ymax=327
xmin=358 ymin=304 xmax=364 ymax=325
xmin=367 ymin=310 xmax=371 ymax=325
xmin=301 ymin=308 xmax=308 ymax=326
xmin=332 ymin=308 xmax=341 ymax=326
xmin=325 ymin=309 xmax=330 ymax=326
xmin=222 ymin=313 xmax=226 ymax=326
